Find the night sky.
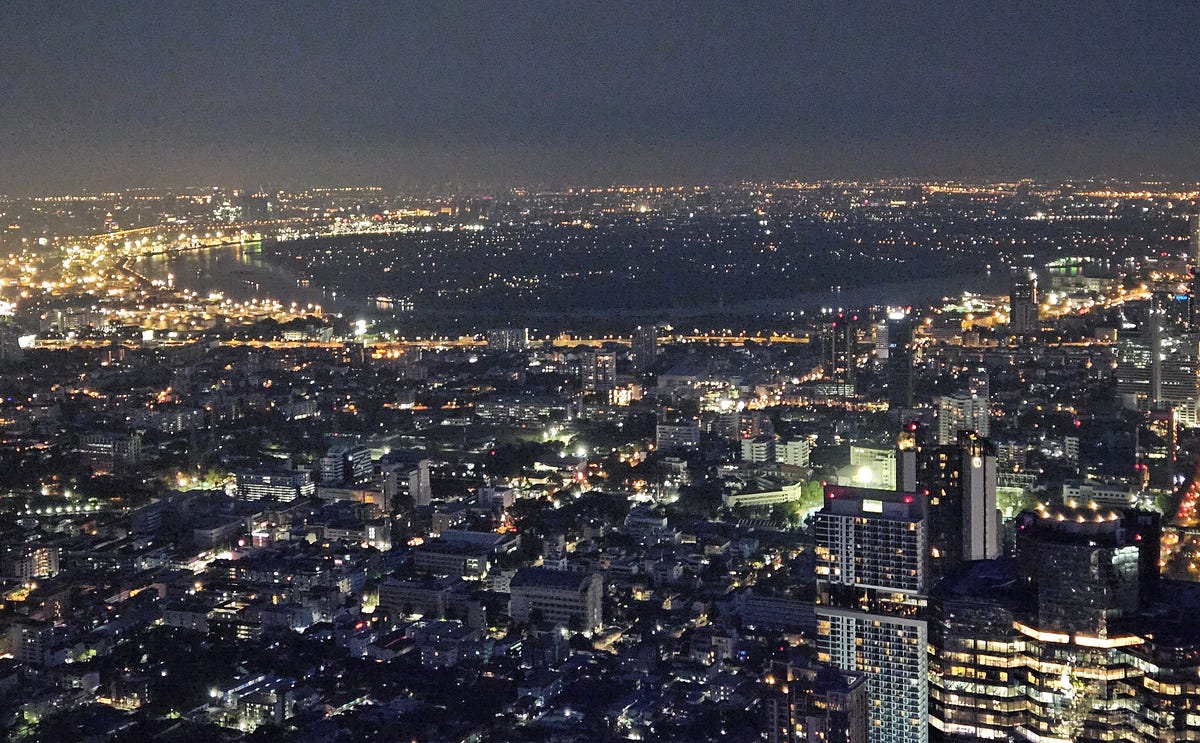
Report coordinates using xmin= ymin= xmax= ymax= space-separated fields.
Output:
xmin=3 ymin=1 xmax=1199 ymax=192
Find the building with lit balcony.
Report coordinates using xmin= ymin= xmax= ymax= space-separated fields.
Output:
xmin=815 ymin=485 xmax=929 ymax=743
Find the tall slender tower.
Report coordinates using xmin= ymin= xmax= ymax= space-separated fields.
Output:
xmin=823 ymin=314 xmax=858 ymax=388
xmin=1009 ymin=270 xmax=1039 ymax=335
xmin=1190 ymin=212 xmax=1200 ymax=266
xmin=885 ymin=312 xmax=914 ymax=409
xmin=632 ymin=324 xmax=660 ymax=373
xmin=959 ymin=432 xmax=1001 ymax=562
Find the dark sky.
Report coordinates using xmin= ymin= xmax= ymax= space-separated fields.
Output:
xmin=2 ymin=1 xmax=1199 ymax=192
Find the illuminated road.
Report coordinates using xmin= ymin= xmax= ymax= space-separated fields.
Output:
xmin=34 ymin=334 xmax=810 ymax=352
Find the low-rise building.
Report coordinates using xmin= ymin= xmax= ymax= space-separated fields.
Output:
xmin=509 ymin=567 xmax=602 ymax=632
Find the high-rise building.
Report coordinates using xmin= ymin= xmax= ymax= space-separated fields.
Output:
xmin=1158 ymin=331 xmax=1200 ymax=427
xmin=1190 ymin=271 xmax=1200 ymax=331
xmin=875 ymin=318 xmax=891 ymax=361
xmin=632 ymin=324 xmax=661 ymax=372
xmin=777 ymin=438 xmax=812 ymax=468
xmin=1016 ymin=506 xmax=1159 ymax=636
xmin=815 ymin=485 xmax=929 ymax=743
xmin=382 ymin=457 xmax=433 ymax=509
xmin=1189 ymin=213 xmax=1200 ymax=328
xmin=1010 ymin=271 xmax=1039 ymax=335
xmin=78 ymin=431 xmax=144 ymax=471
xmin=1159 ymin=290 xmax=1192 ymax=330
xmin=704 ymin=408 xmax=740 ymax=440
xmin=899 ymin=428 xmax=1001 ymax=581
xmin=9 ymin=620 xmax=49 ymax=666
xmin=763 ymin=651 xmax=869 ymax=743
xmin=741 ymin=409 xmax=776 ymax=439
xmin=486 ymin=327 xmax=529 ymax=352
xmin=935 ymin=392 xmax=989 ymax=445
xmin=318 ymin=449 xmax=345 ymax=485
xmin=896 ymin=424 xmax=921 ymax=493
xmin=1191 ymin=212 xmax=1200 ymax=266
xmin=320 ymin=443 xmax=373 ymax=485
xmin=848 ymin=445 xmax=897 ymax=490
xmin=1 ymin=546 xmax=60 ymax=580
xmin=959 ymin=434 xmax=1001 ymax=562
xmin=883 ymin=312 xmax=915 ymax=409
xmin=1117 ymin=296 xmax=1200 ymax=426
xmin=928 ymin=561 xmax=1028 ymax=741
xmin=1139 ymin=408 xmax=1177 ymax=491
xmin=823 ymin=314 xmax=859 ymax=387
xmin=966 ymin=372 xmax=988 ymax=400
xmin=580 ymin=349 xmax=616 ymax=393
xmin=1117 ymin=302 xmax=1158 ymax=408
xmin=655 ymin=418 xmax=700 ymax=451
xmin=928 ymin=507 xmax=1170 ymax=743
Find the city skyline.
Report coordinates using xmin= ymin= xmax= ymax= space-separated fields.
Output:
xmin=5 ymin=4 xmax=1200 ymax=741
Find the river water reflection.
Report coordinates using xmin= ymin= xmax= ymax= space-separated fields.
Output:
xmin=137 ymin=243 xmax=353 ymax=314
xmin=137 ymin=242 xmax=1010 ymax=327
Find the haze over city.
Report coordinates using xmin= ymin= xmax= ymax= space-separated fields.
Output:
xmin=3 ymin=2 xmax=1200 ymax=192
xmin=3 ymin=3 xmax=1200 ymax=743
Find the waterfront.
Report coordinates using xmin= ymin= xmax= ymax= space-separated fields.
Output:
xmin=137 ymin=242 xmax=344 ymax=313
xmin=137 ymin=239 xmax=1010 ymax=331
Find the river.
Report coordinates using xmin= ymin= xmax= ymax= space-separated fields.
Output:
xmin=137 ymin=243 xmax=357 ymax=314
xmin=137 ymin=241 xmax=1012 ymax=329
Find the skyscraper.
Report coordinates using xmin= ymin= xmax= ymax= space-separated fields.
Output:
xmin=1157 ymin=330 xmax=1200 ymax=427
xmin=1158 ymin=289 xmax=1192 ymax=330
xmin=1011 ymin=506 xmax=1161 ymax=740
xmin=1117 ymin=296 xmax=1200 ymax=426
xmin=1116 ymin=302 xmax=1158 ymax=409
xmin=929 ymin=507 xmax=1193 ymax=743
xmin=631 ymin=324 xmax=661 ymax=372
xmin=898 ymin=428 xmax=1001 ymax=582
xmin=1186 ymin=217 xmax=1200 ymax=326
xmin=958 ymin=433 xmax=1001 ymax=562
xmin=815 ymin=485 xmax=929 ymax=743
xmin=927 ymin=561 xmax=1027 ymax=741
xmin=823 ymin=313 xmax=860 ymax=388
xmin=884 ymin=312 xmax=915 ymax=409
xmin=1017 ymin=506 xmax=1159 ymax=632
xmin=1009 ymin=270 xmax=1039 ymax=336
xmin=1191 ymin=212 xmax=1200 ymax=266
xmin=1138 ymin=408 xmax=1177 ymax=491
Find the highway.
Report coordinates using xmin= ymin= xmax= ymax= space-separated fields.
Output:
xmin=33 ymin=334 xmax=812 ymax=352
